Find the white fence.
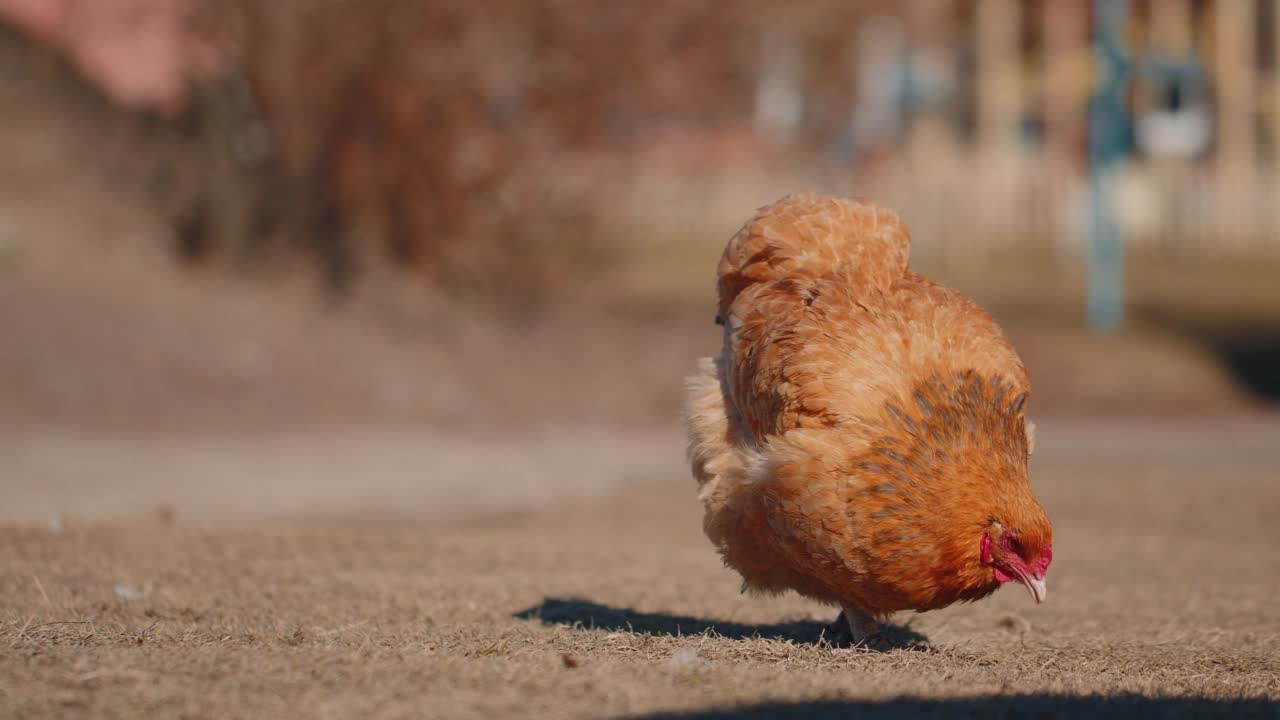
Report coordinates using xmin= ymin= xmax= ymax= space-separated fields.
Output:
xmin=620 ymin=156 xmax=1280 ymax=270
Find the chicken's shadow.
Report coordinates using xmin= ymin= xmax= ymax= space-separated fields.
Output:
xmin=514 ymin=598 xmax=930 ymax=651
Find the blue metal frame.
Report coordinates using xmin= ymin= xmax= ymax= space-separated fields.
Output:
xmin=1087 ymin=0 xmax=1130 ymax=332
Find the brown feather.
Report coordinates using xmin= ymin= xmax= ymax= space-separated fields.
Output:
xmin=685 ymin=194 xmax=1051 ymax=617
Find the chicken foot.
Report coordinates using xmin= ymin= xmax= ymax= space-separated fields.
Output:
xmin=826 ymin=604 xmax=892 ymax=652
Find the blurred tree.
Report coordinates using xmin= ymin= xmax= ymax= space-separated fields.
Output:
xmin=169 ymin=0 xmax=886 ymax=298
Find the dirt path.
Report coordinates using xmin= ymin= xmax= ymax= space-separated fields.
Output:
xmin=2 ymin=425 xmax=681 ymax=528
xmin=3 ymin=418 xmax=1279 ymax=719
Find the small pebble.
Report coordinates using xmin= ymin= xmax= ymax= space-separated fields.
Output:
xmin=114 ymin=583 xmax=153 ymax=601
xmin=669 ymin=647 xmax=701 ymax=668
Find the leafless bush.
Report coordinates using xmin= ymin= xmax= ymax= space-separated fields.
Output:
xmin=162 ymin=0 xmax=877 ymax=299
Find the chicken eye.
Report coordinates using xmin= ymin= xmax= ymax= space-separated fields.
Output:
xmin=1007 ymin=536 xmax=1023 ymax=554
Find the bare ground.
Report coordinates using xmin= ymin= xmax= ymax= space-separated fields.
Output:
xmin=3 ymin=418 xmax=1280 ymax=719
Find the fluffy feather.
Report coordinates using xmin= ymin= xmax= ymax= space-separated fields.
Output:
xmin=685 ymin=194 xmax=1052 ymax=638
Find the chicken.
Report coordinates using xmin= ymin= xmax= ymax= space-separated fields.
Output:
xmin=685 ymin=194 xmax=1052 ymax=648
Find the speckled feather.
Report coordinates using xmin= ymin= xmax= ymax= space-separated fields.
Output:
xmin=686 ymin=194 xmax=1050 ymax=617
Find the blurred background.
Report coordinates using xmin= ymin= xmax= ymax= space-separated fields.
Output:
xmin=5 ymin=6 xmax=1279 ymax=715
xmin=1 ymin=0 xmax=1278 ymax=522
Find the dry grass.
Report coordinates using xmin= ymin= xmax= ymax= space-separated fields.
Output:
xmin=3 ymin=419 xmax=1279 ymax=719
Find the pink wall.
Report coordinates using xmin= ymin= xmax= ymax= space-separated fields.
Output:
xmin=0 ymin=0 xmax=223 ymax=113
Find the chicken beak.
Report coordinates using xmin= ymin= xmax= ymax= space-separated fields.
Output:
xmin=1022 ymin=574 xmax=1047 ymax=604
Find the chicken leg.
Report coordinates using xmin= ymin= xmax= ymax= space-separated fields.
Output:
xmin=826 ymin=603 xmax=891 ymax=652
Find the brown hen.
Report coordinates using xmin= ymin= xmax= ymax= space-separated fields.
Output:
xmin=685 ymin=194 xmax=1052 ymax=648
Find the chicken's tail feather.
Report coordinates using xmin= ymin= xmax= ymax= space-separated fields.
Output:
xmin=685 ymin=355 xmax=753 ymax=491
xmin=715 ymin=193 xmax=910 ymax=318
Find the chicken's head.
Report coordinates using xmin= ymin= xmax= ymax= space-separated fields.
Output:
xmin=980 ymin=521 xmax=1052 ymax=604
